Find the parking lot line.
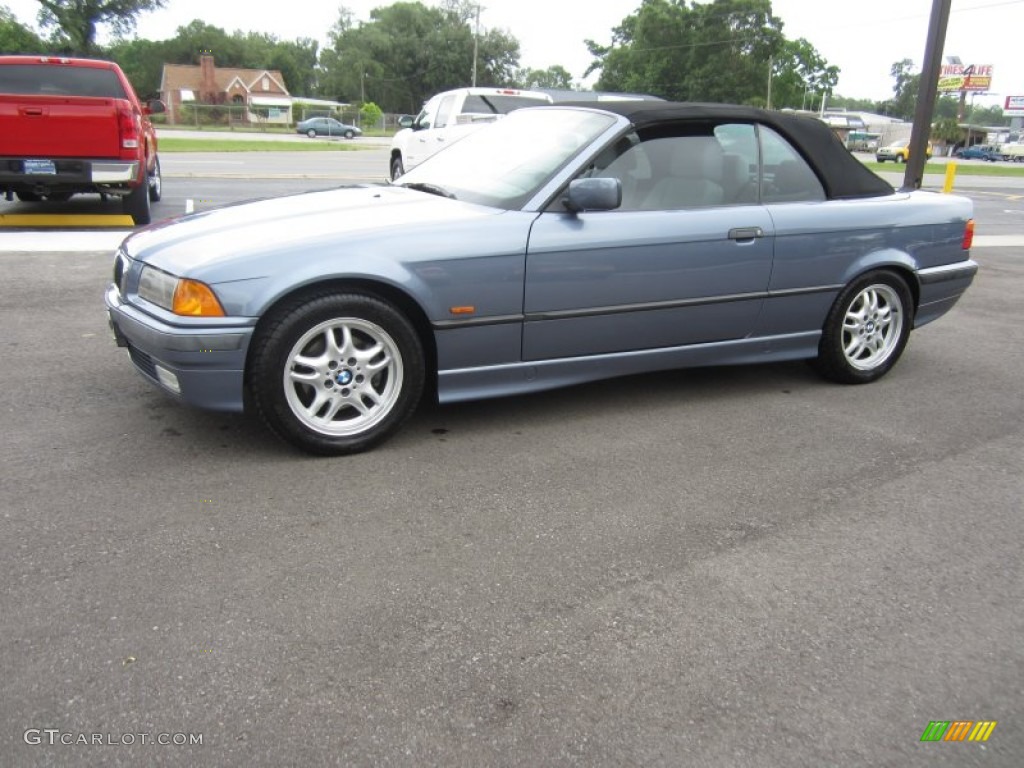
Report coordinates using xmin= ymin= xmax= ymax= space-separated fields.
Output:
xmin=0 ymin=213 xmax=135 ymax=228
xmin=0 ymin=230 xmax=129 ymax=251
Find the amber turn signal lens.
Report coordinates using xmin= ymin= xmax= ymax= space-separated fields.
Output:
xmin=172 ymin=279 xmax=225 ymax=316
xmin=962 ymin=219 xmax=975 ymax=250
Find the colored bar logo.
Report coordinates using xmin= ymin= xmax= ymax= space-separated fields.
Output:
xmin=920 ymin=721 xmax=997 ymax=742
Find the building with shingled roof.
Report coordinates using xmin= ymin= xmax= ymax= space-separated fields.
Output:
xmin=159 ymin=54 xmax=291 ymax=125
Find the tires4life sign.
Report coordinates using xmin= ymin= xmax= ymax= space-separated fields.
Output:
xmin=1004 ymin=96 xmax=1024 ymax=117
xmin=937 ymin=63 xmax=993 ymax=92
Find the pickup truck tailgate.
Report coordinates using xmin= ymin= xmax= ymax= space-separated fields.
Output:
xmin=0 ymin=95 xmax=122 ymax=158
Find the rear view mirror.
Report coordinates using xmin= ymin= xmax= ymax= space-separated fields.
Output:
xmin=398 ymin=115 xmax=414 ymax=129
xmin=563 ymin=178 xmax=622 ymax=212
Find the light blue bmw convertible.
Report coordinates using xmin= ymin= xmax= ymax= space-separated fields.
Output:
xmin=106 ymin=102 xmax=977 ymax=454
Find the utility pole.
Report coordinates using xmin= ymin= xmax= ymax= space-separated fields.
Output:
xmin=766 ymin=56 xmax=773 ymax=110
xmin=471 ymin=5 xmax=481 ymax=87
xmin=902 ymin=0 xmax=952 ymax=191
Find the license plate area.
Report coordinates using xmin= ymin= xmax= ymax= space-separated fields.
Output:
xmin=23 ymin=159 xmax=56 ymax=175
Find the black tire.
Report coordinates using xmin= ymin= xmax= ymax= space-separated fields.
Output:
xmin=897 ymin=155 xmax=906 ymax=164
xmin=15 ymin=191 xmax=41 ymax=202
xmin=45 ymin=191 xmax=73 ymax=202
xmin=307 ymin=128 xmax=317 ymax=138
xmin=344 ymin=130 xmax=354 ymax=139
xmin=248 ymin=293 xmax=425 ymax=455
xmin=390 ymin=156 xmax=405 ymax=181
xmin=122 ymin=169 xmax=152 ymax=225
xmin=811 ymin=270 xmax=914 ymax=385
xmin=148 ymin=156 xmax=162 ymax=202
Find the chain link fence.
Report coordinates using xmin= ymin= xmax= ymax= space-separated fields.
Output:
xmin=154 ymin=103 xmax=402 ymax=135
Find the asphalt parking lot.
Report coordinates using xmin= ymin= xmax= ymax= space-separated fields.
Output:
xmin=1 ymin=161 xmax=1022 ymax=766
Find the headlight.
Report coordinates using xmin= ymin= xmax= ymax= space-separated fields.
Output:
xmin=138 ymin=265 xmax=225 ymax=317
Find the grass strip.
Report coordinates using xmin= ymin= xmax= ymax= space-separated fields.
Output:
xmin=158 ymin=138 xmax=370 ymax=152
xmin=865 ymin=161 xmax=1024 ymax=177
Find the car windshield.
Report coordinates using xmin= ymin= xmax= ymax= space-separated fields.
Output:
xmin=395 ymin=107 xmax=618 ymax=209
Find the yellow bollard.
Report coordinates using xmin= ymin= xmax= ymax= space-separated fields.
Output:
xmin=942 ymin=161 xmax=957 ymax=193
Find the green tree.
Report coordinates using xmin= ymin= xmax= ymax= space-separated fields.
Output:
xmin=0 ymin=4 xmax=45 ymax=52
xmin=516 ymin=64 xmax=575 ymax=90
xmin=828 ymin=95 xmax=879 ymax=112
xmin=888 ymin=58 xmax=919 ymax=120
xmin=360 ymin=100 xmax=383 ymax=127
xmin=932 ymin=116 xmax=963 ymax=147
xmin=586 ymin=0 xmax=791 ymax=104
xmin=769 ymin=37 xmax=838 ymax=110
xmin=970 ymin=103 xmax=1009 ymax=127
xmin=105 ymin=36 xmax=168 ymax=96
xmin=319 ymin=2 xmax=521 ymax=113
xmin=34 ymin=0 xmax=166 ymax=54
xmin=268 ymin=39 xmax=319 ymax=97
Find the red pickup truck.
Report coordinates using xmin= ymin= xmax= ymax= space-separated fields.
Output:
xmin=0 ymin=55 xmax=164 ymax=224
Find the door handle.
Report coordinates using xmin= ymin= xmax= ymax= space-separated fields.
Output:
xmin=728 ymin=227 xmax=764 ymax=241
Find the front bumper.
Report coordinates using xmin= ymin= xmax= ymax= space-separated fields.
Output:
xmin=105 ymin=283 xmax=254 ymax=412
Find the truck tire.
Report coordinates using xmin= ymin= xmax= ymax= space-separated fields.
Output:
xmin=391 ymin=156 xmax=405 ymax=181
xmin=123 ymin=169 xmax=152 ymax=225
xmin=148 ymin=157 xmax=162 ymax=202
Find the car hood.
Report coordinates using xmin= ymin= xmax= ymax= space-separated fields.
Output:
xmin=122 ymin=184 xmax=499 ymax=276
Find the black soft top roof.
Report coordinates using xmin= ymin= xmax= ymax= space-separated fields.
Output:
xmin=558 ymin=101 xmax=895 ymax=200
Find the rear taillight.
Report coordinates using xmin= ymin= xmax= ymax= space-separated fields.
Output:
xmin=117 ymin=103 xmax=140 ymax=153
xmin=962 ymin=219 xmax=975 ymax=250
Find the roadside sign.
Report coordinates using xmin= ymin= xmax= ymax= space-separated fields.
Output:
xmin=938 ymin=63 xmax=993 ymax=92
xmin=1004 ymin=96 xmax=1024 ymax=117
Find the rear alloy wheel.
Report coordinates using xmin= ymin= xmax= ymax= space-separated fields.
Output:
xmin=812 ymin=271 xmax=913 ymax=384
xmin=249 ymin=293 xmax=425 ymax=455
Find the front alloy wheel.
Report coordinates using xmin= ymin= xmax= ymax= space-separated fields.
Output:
xmin=812 ymin=271 xmax=913 ymax=384
xmin=249 ymin=293 xmax=424 ymax=454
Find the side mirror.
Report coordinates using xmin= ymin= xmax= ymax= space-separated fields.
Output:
xmin=146 ymin=99 xmax=166 ymax=115
xmin=563 ymin=178 xmax=621 ymax=212
xmin=398 ymin=115 xmax=414 ymax=129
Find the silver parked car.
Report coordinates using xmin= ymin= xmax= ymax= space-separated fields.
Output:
xmin=106 ymin=102 xmax=977 ymax=454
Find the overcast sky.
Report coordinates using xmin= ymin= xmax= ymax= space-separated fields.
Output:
xmin=4 ymin=0 xmax=1021 ymax=107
